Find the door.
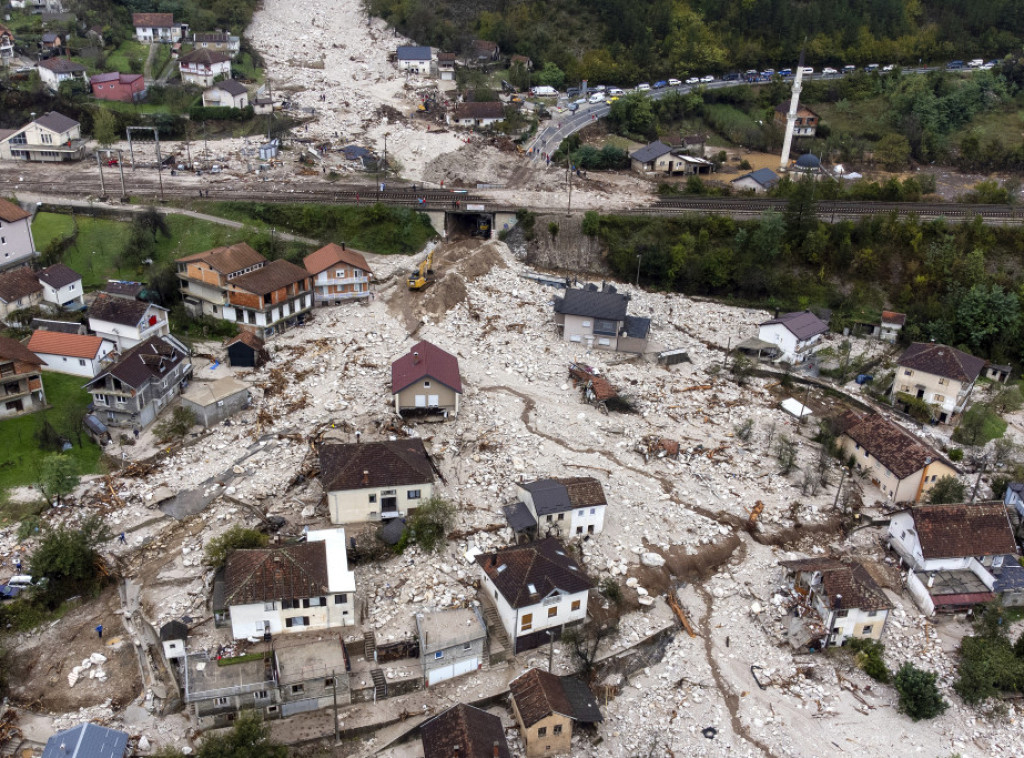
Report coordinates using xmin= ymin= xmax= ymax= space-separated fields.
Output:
xmin=414 ymin=395 xmax=426 ymax=407
xmin=428 ymin=394 xmax=439 ymax=407
xmin=453 ymin=657 xmax=478 ymax=677
xmin=428 ymin=664 xmax=455 ymax=686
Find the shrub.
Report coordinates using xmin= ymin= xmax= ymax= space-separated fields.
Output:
xmin=30 ymin=514 xmax=110 ymax=606
xmin=599 ymin=577 xmax=624 ymax=607
xmin=407 ymin=496 xmax=456 ymax=553
xmin=204 ymin=526 xmax=269 ymax=568
xmin=947 ymin=448 xmax=964 ymax=462
xmin=846 ymin=637 xmax=890 ymax=683
xmin=893 ymin=662 xmax=948 ymax=720
xmin=153 ymin=407 xmax=197 ymax=443
xmin=582 ymin=211 xmax=600 ymax=236
xmin=926 ymin=476 xmax=967 ymax=505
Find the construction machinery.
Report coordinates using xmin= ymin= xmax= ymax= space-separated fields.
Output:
xmin=408 ymin=248 xmax=436 ymax=290
xmin=471 ymin=216 xmax=491 ymax=237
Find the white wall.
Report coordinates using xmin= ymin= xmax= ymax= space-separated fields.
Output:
xmin=0 ymin=217 xmax=36 ymax=267
xmin=327 ymin=482 xmax=433 ymax=524
xmin=42 ymin=279 xmax=83 ymax=307
xmin=478 ymin=566 xmax=588 ymax=641
xmin=570 ymin=504 xmax=605 ymax=536
xmin=34 ymin=344 xmax=112 ymax=377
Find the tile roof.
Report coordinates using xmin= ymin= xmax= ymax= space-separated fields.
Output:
xmin=37 ymin=263 xmax=81 ymax=289
xmin=86 ymin=336 xmax=186 ymax=390
xmin=132 ymin=12 xmax=174 ymax=27
xmin=38 ymin=58 xmax=86 ymax=73
xmin=437 ymin=52 xmax=457 ymax=62
xmin=179 ymin=48 xmax=232 ymax=66
xmin=0 ymin=267 xmax=42 ymax=303
xmin=27 ymin=331 xmax=106 ymax=359
xmin=42 ymin=723 xmax=129 ymax=758
xmin=319 ymin=438 xmax=434 ymax=492
xmin=0 ymin=198 xmax=31 ymax=223
xmin=897 ymin=342 xmax=985 ymax=384
xmin=476 ymin=537 xmax=592 ymax=609
xmin=34 ymin=111 xmax=79 ymax=133
xmin=177 ymin=242 xmax=267 ymax=275
xmin=210 ymin=79 xmax=247 ymax=96
xmin=303 ymin=243 xmax=372 ymax=277
xmin=910 ymin=502 xmax=1018 ymax=559
xmin=554 ymin=289 xmax=628 ymax=321
xmin=391 ymin=340 xmax=462 ymax=394
xmin=453 ymin=101 xmax=505 ymax=120
xmin=630 ymin=140 xmax=673 ymax=163
xmin=88 ymin=293 xmax=157 ymax=326
xmin=90 ymin=72 xmax=139 ymax=84
xmin=225 ymin=330 xmax=265 ymax=351
xmin=733 ymin=168 xmax=779 ymax=188
xmin=837 ymin=410 xmax=955 ymax=480
xmin=223 ymin=541 xmax=329 ymax=605
xmin=760 ymin=310 xmax=828 ymax=340
xmin=781 ymin=558 xmax=892 ymax=612
xmin=230 ymin=259 xmax=309 ymax=296
xmin=881 ymin=310 xmax=906 ymax=326
xmin=520 ymin=477 xmax=607 ymax=516
xmin=396 ymin=45 xmax=431 ymax=61
xmin=509 ymin=668 xmax=576 ymax=727
xmin=560 ymin=675 xmax=603 ymax=723
xmin=0 ymin=335 xmax=42 ymax=366
xmin=420 ymin=703 xmax=511 ymax=758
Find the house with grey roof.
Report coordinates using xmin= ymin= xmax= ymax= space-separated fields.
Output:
xmin=38 ymin=262 xmax=84 ymax=310
xmin=553 ymin=282 xmax=651 ymax=354
xmin=504 ymin=477 xmax=608 ymax=539
xmin=88 ymin=293 xmax=169 ymax=350
xmin=395 ymin=45 xmax=432 ymax=76
xmin=416 ymin=607 xmax=488 ymax=686
xmin=630 ymin=140 xmax=714 ymax=175
xmin=0 ymin=111 xmax=85 ymax=161
xmin=202 ymin=79 xmax=249 ymax=109
xmin=757 ymin=310 xmax=828 ymax=364
xmin=42 ymin=723 xmax=129 ymax=758
xmin=731 ymin=167 xmax=780 ymax=193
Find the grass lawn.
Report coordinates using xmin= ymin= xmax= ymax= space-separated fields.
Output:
xmin=0 ymin=372 xmax=104 ymax=497
xmin=104 ymin=40 xmax=149 ymax=76
xmin=32 ymin=212 xmax=249 ymax=290
xmin=98 ymin=100 xmax=176 ymax=116
xmin=811 ymin=95 xmax=890 ymax=138
xmin=953 ymin=403 xmax=1008 ymax=446
xmin=950 ymin=102 xmax=1024 ymax=150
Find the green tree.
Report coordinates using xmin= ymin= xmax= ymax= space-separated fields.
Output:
xmin=508 ymin=61 xmax=531 ymax=91
xmin=875 ymin=133 xmax=911 ymax=170
xmin=926 ymin=476 xmax=967 ymax=504
xmin=30 ymin=514 xmax=110 ymax=605
xmin=153 ymin=407 xmax=198 ymax=443
xmin=38 ymin=453 xmax=79 ymax=506
xmin=156 ymin=710 xmax=287 ymax=758
xmin=535 ymin=62 xmax=565 ymax=89
xmin=893 ymin=662 xmax=948 ymax=720
xmin=607 ymin=92 xmax=655 ymax=139
xmin=407 ymin=495 xmax=456 ymax=553
xmin=92 ymin=108 xmax=119 ymax=147
xmin=204 ymin=526 xmax=269 ymax=568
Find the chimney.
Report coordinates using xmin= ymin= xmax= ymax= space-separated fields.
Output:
xmin=341 ymin=241 xmax=346 ymax=250
xmin=493 ymin=741 xmax=500 ymax=757
xmin=491 ymin=553 xmax=497 ymax=567
xmin=927 ymin=573 xmax=935 ymax=588
xmin=362 ymin=470 xmax=369 ymax=486
xmin=413 ymin=351 xmax=420 ymax=364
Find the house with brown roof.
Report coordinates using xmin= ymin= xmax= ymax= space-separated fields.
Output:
xmin=178 ymin=48 xmax=231 ymax=87
xmin=225 ymin=259 xmax=313 ymax=340
xmin=421 ymin=703 xmax=511 ymax=758
xmin=225 ymin=331 xmax=268 ymax=368
xmin=133 ymin=13 xmax=184 ymax=43
xmin=509 ymin=667 xmax=602 ymax=756
xmin=836 ymin=410 xmax=960 ymax=503
xmin=303 ymin=242 xmax=372 ymax=305
xmin=391 ymin=340 xmax=462 ymax=417
xmin=88 ymin=294 xmax=169 ymax=350
xmin=505 ymin=477 xmax=607 ymax=539
xmin=437 ymin=51 xmax=457 ymax=81
xmin=319 ymin=438 xmax=435 ymax=524
xmin=472 ymin=39 xmax=500 ymax=62
xmin=193 ymin=31 xmax=240 ymax=56
xmin=84 ymin=334 xmax=190 ymax=429
xmin=27 ymin=331 xmax=114 ymax=377
xmin=773 ymin=103 xmax=818 ymax=137
xmin=37 ymin=57 xmax=87 ymax=92
xmin=757 ymin=310 xmax=828 ymax=364
xmin=880 ymin=310 xmax=906 ymax=343
xmin=177 ymin=242 xmax=268 ymax=318
xmin=0 ymin=111 xmax=85 ymax=162
xmin=90 ymin=72 xmax=146 ymax=103
xmin=0 ymin=266 xmax=43 ymax=320
xmin=449 ymin=101 xmax=506 ymax=128
xmin=0 ymin=199 xmax=36 ymax=272
xmin=37 ymin=263 xmax=83 ymax=310
xmin=780 ymin=558 xmax=892 ymax=648
xmin=0 ymin=24 xmax=14 ymax=60
xmin=888 ymin=501 xmax=1020 ymax=614
xmin=476 ymin=538 xmax=592 ymax=653
xmin=891 ymin=342 xmax=986 ymax=424
xmin=0 ymin=335 xmax=45 ymax=418
xmin=218 ymin=527 xmax=355 ymax=639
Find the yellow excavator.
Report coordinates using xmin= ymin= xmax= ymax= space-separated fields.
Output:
xmin=408 ymin=248 xmax=436 ymax=290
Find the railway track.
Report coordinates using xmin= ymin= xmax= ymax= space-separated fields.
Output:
xmin=652 ymin=196 xmax=1024 ymax=220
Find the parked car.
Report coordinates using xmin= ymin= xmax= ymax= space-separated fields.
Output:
xmin=588 ymin=92 xmax=605 ymax=103
xmin=946 ymin=60 xmax=965 ymax=69
xmin=761 ymin=68 xmax=775 ymax=76
xmin=573 ymin=97 xmax=587 ymax=106
xmin=968 ymin=58 xmax=984 ymax=68
xmin=865 ymin=63 xmax=880 ymax=72
xmin=566 ymin=87 xmax=580 ymax=98
xmin=779 ymin=68 xmax=793 ymax=77
xmin=652 ymin=80 xmax=667 ymax=89
xmin=607 ymin=96 xmax=620 ymax=103
xmin=822 ymin=67 xmax=838 ymax=75
xmin=800 ymin=67 xmax=814 ymax=75
xmin=636 ymin=83 xmax=651 ymax=91
xmin=700 ymin=74 xmax=714 ymax=83
xmin=668 ymin=77 xmax=681 ymax=86
xmin=882 ymin=64 xmax=896 ymax=72
xmin=593 ymin=85 xmax=607 ymax=91
xmin=843 ymin=64 xmax=856 ymax=73
xmin=686 ymin=76 xmax=700 ymax=84
xmin=608 ymin=87 xmax=625 ymax=96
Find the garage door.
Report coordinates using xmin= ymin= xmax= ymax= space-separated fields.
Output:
xmin=281 ymin=698 xmax=319 ymax=717
xmin=427 ymin=656 xmax=479 ymax=686
xmin=415 ymin=395 xmax=427 ymax=407
xmin=428 ymin=394 xmax=439 ymax=407
xmin=453 ymin=657 xmax=478 ymax=677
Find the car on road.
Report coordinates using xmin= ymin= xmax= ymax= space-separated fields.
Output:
xmin=700 ymin=74 xmax=715 ymax=83
xmin=568 ymin=102 xmax=579 ymax=112
xmin=652 ymin=80 xmax=667 ymax=89
xmin=588 ymin=92 xmax=606 ymax=103
xmin=843 ymin=64 xmax=856 ymax=73
xmin=668 ymin=77 xmax=681 ymax=86
xmin=686 ymin=76 xmax=700 ymax=84
xmin=882 ymin=63 xmax=895 ymax=72
xmin=865 ymin=63 xmax=880 ymax=72
xmin=608 ymin=87 xmax=625 ymax=96
xmin=593 ymin=85 xmax=607 ymax=91
xmin=573 ymin=97 xmax=587 ymax=106
xmin=800 ymin=67 xmax=814 ymax=75
xmin=968 ymin=58 xmax=984 ymax=68
xmin=607 ymin=96 xmax=619 ymax=103
xmin=779 ymin=68 xmax=792 ymax=77
xmin=761 ymin=69 xmax=775 ymax=77
xmin=946 ymin=60 xmax=965 ymax=69
xmin=636 ymin=82 xmax=651 ymax=91
xmin=822 ymin=67 xmax=838 ymax=75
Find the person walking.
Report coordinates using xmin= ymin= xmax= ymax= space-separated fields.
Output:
xmin=119 ymin=532 xmax=127 ymax=545
xmin=96 ymin=625 xmax=103 ymax=639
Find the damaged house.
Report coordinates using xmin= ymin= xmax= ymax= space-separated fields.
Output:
xmin=890 ymin=342 xmax=985 ymax=425
xmin=503 ymin=477 xmax=607 ymax=540
xmin=391 ymin=340 xmax=462 ymax=417
xmin=508 ymin=667 xmax=603 ymax=756
xmin=553 ymin=284 xmax=651 ymax=354
xmin=420 ymin=703 xmax=512 ymax=758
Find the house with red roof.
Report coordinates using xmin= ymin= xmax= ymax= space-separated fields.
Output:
xmin=132 ymin=13 xmax=185 ymax=43
xmin=90 ymin=72 xmax=146 ymax=103
xmin=391 ymin=340 xmax=462 ymax=417
xmin=27 ymin=331 xmax=115 ymax=377
xmin=891 ymin=341 xmax=985 ymax=424
xmin=302 ymin=242 xmax=372 ymax=305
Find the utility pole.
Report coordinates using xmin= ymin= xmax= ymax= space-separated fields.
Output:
xmin=96 ymin=151 xmax=106 ymax=198
xmin=832 ymin=466 xmax=847 ymax=510
xmin=970 ymin=455 xmax=987 ymax=503
xmin=635 ymin=254 xmax=642 ymax=287
xmin=565 ymin=151 xmax=572 ymax=217
xmin=332 ymin=670 xmax=339 ymax=743
xmin=547 ymin=630 xmax=554 ymax=672
xmin=117 ymin=150 xmax=127 ymax=199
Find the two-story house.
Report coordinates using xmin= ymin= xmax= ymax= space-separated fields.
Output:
xmin=84 ymin=335 xmax=190 ymax=429
xmin=415 ymin=607 xmax=488 ymax=686
xmin=302 ymin=242 xmax=373 ymax=305
xmin=391 ymin=340 xmax=462 ymax=417
xmin=891 ymin=342 xmax=986 ymax=424
xmin=421 ymin=704 xmax=511 ymax=758
xmin=184 ymin=650 xmax=277 ymax=728
xmin=224 ymin=259 xmax=313 ymax=339
xmin=509 ymin=668 xmax=603 ymax=756
xmin=201 ymin=79 xmax=248 ymax=109
xmin=90 ymin=72 xmax=146 ymax=103
xmin=0 ymin=111 xmax=86 ymax=162
xmin=87 ymin=294 xmax=169 ymax=350
xmin=193 ymin=31 xmax=240 ymax=56
xmin=37 ymin=263 xmax=84 ymax=310
xmin=773 ymin=103 xmax=819 ymax=137
xmin=319 ymin=438 xmax=435 ymax=524
xmin=0 ymin=336 xmax=45 ymax=418
xmin=0 ymin=267 xmax=43 ymax=320
xmin=395 ymin=45 xmax=432 ymax=75
xmin=178 ymin=49 xmax=231 ymax=87
xmin=757 ymin=310 xmax=828 ymax=364
xmin=780 ymin=557 xmax=892 ymax=648
xmin=505 ymin=477 xmax=608 ymax=539
xmin=177 ymin=242 xmax=268 ymax=318
xmin=888 ymin=501 xmax=1019 ymax=614
xmin=132 ymin=13 xmax=184 ymax=43
xmin=476 ymin=538 xmax=592 ymax=654
xmin=27 ymin=331 xmax=114 ymax=377
xmin=37 ymin=58 xmax=87 ymax=92
xmin=0 ymin=25 xmax=16 ymax=61
xmin=553 ymin=284 xmax=651 ymax=353
xmin=880 ymin=311 xmax=906 ymax=343
xmin=0 ymin=199 xmax=36 ymax=272
xmin=835 ymin=410 xmax=960 ymax=503
xmin=436 ymin=52 xmax=456 ymax=81
xmin=219 ymin=527 xmax=355 ymax=640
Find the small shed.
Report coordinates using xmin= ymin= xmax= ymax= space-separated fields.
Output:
xmin=160 ymin=619 xmax=188 ymax=660
xmin=83 ymin=414 xmax=111 ymax=446
xmin=781 ymin=397 xmax=813 ymax=420
xmin=985 ymin=363 xmax=1012 ymax=384
xmin=259 ymin=138 xmax=279 ymax=160
xmin=181 ymin=377 xmax=251 ymax=427
xmin=225 ymin=331 xmax=268 ymax=368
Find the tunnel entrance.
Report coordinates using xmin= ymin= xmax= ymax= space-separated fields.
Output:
xmin=447 ymin=212 xmax=493 ymax=239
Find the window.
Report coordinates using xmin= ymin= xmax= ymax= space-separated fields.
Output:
xmin=546 ymin=515 xmax=553 ymax=522
xmin=94 ymin=393 xmax=107 ymax=405
xmin=578 ymin=510 xmax=584 ymax=517
xmin=571 ymin=600 xmax=581 ymax=612
xmin=553 ymin=725 xmax=563 ymax=736
xmin=79 ymin=359 xmax=86 ymax=366
xmin=215 ymin=696 xmax=229 ymax=706
xmin=521 ymin=613 xmax=533 ymax=631
xmin=904 ymin=369 xmax=912 ymax=376
xmin=557 ymin=513 xmax=564 ymax=521
xmin=581 ymin=320 xmax=591 ymax=327
xmin=862 ymin=626 xmax=873 ymax=635
xmin=537 ymin=727 xmax=547 ymax=737
xmin=434 ymin=651 xmax=444 ymax=660
xmin=291 ymin=684 xmax=304 ymax=694
xmin=867 ymin=610 xmax=878 ymax=617
xmin=302 ymin=596 xmax=327 ymax=608
xmin=576 ymin=527 xmax=583 ymax=535
xmin=548 ymin=607 xmax=558 ymax=618
xmin=285 ymin=616 xmax=310 ymax=628
xmin=463 ymin=642 xmax=472 ymax=650
xmin=369 ymin=494 xmax=377 ymax=503
xmin=255 ymin=690 xmax=268 ymax=700
xmin=598 ymin=338 xmax=611 ymax=346
xmin=263 ymin=601 xmax=276 ymax=611
xmin=334 ymin=593 xmax=348 ymax=605
xmin=836 ymin=610 xmax=849 ymax=618
xmin=407 ymin=490 xmax=421 ymax=500
xmin=934 ymin=394 xmax=945 ymax=403
xmin=590 ymin=508 xmax=596 ymax=515
xmin=938 ymin=377 xmax=948 ymax=385
xmin=423 ymin=381 xmax=431 ymax=388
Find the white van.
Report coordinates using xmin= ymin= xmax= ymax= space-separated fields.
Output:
xmin=636 ymin=83 xmax=651 ymax=91
xmin=588 ymin=92 xmax=606 ymax=104
xmin=531 ymin=85 xmax=558 ymax=97
xmin=608 ymin=88 xmax=625 ymax=96
xmin=968 ymin=58 xmax=984 ymax=68
xmin=7 ymin=576 xmax=35 ymax=588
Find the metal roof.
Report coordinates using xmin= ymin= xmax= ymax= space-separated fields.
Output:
xmin=42 ymin=723 xmax=128 ymax=758
xmin=630 ymin=140 xmax=673 ymax=163
xmin=396 ymin=45 xmax=431 ymax=61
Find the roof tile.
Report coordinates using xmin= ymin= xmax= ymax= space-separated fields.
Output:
xmin=0 ymin=267 xmax=42 ymax=303
xmin=391 ymin=340 xmax=462 ymax=394
xmin=0 ymin=198 xmax=31 ymax=223
xmin=224 ymin=541 xmax=329 ymax=606
xmin=230 ymin=259 xmax=309 ymax=296
xmin=27 ymin=331 xmax=106 ymax=359
xmin=911 ymin=502 xmax=1018 ymax=559
xmin=897 ymin=342 xmax=985 ymax=383
xmin=319 ymin=439 xmax=434 ymax=492
xmin=37 ymin=263 xmax=81 ymax=289
xmin=476 ymin=538 xmax=592 ymax=609
xmin=509 ymin=668 xmax=576 ymax=727
xmin=420 ymin=703 xmax=511 ymax=758
xmin=838 ymin=411 xmax=955 ymax=480
xmin=303 ymin=243 xmax=372 ymax=277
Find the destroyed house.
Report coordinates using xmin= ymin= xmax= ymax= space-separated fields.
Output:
xmin=420 ymin=703 xmax=512 ymax=758
xmin=416 ymin=607 xmax=487 ymax=686
xmin=319 ymin=439 xmax=435 ymax=524
xmin=0 ymin=198 xmax=37 ymax=271
xmin=37 ymin=262 xmax=83 ymax=310
xmin=391 ymin=339 xmax=462 ymax=417
xmin=780 ymin=558 xmax=892 ymax=647
xmin=757 ymin=310 xmax=827 ymax=364
xmin=87 ymin=294 xmax=169 ymax=350
xmin=0 ymin=335 xmax=45 ymax=418
xmin=303 ymin=242 xmax=372 ymax=305
xmin=888 ymin=502 xmax=1020 ymax=614
xmin=219 ymin=528 xmax=355 ymax=640
xmin=0 ymin=265 xmax=43 ymax=320
xmin=273 ymin=633 xmax=352 ymax=715
xmin=553 ymin=285 xmax=651 ymax=353
xmin=84 ymin=335 xmax=190 ymax=429
xmin=505 ymin=477 xmax=607 ymax=538
xmin=891 ymin=342 xmax=985 ymax=424
xmin=835 ymin=411 xmax=959 ymax=503
xmin=224 ymin=259 xmax=313 ymax=340
xmin=177 ymin=243 xmax=268 ymax=319
xmin=509 ymin=667 xmax=602 ymax=756
xmin=476 ymin=538 xmax=592 ymax=653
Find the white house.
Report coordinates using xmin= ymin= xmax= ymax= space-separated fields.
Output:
xmin=37 ymin=58 xmax=87 ymax=92
xmin=319 ymin=439 xmax=435 ymax=524
xmin=780 ymin=557 xmax=892 ymax=647
xmin=202 ymin=79 xmax=248 ymax=109
xmin=396 ymin=45 xmax=432 ymax=75
xmin=507 ymin=477 xmax=608 ymax=538
xmin=879 ymin=310 xmax=906 ymax=343
xmin=37 ymin=263 xmax=83 ymax=310
xmin=302 ymin=242 xmax=372 ymax=305
xmin=757 ymin=310 xmax=828 ymax=364
xmin=132 ymin=13 xmax=184 ymax=43
xmin=0 ymin=199 xmax=36 ymax=272
xmin=888 ymin=502 xmax=1018 ymax=614
xmin=731 ymin=168 xmax=779 ymax=193
xmin=159 ymin=620 xmax=188 ymax=660
xmin=476 ymin=538 xmax=592 ymax=654
xmin=221 ymin=527 xmax=356 ymax=640
xmin=178 ymin=49 xmax=231 ymax=88
xmin=87 ymin=294 xmax=169 ymax=350
xmin=0 ymin=111 xmax=85 ymax=162
xmin=26 ymin=331 xmax=114 ymax=377
xmin=449 ymin=102 xmax=505 ymax=128
xmin=890 ymin=342 xmax=985 ymax=425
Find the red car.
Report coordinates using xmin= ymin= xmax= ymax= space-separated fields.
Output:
xmin=106 ymin=158 xmax=119 ymax=166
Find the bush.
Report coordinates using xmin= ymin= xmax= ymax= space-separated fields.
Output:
xmin=952 ymin=403 xmax=1007 ymax=446
xmin=407 ymin=496 xmax=456 ymax=553
xmin=204 ymin=526 xmax=269 ymax=568
xmin=30 ymin=514 xmax=110 ymax=606
xmin=947 ymin=448 xmax=964 ymax=462
xmin=846 ymin=637 xmax=890 ymax=683
xmin=893 ymin=662 xmax=948 ymax=720
xmin=188 ymin=104 xmax=256 ymax=122
xmin=599 ymin=577 xmax=624 ymax=607
xmin=582 ymin=211 xmax=600 ymax=236
xmin=926 ymin=476 xmax=967 ymax=504
xmin=153 ymin=407 xmax=197 ymax=443
xmin=896 ymin=392 xmax=934 ymax=423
